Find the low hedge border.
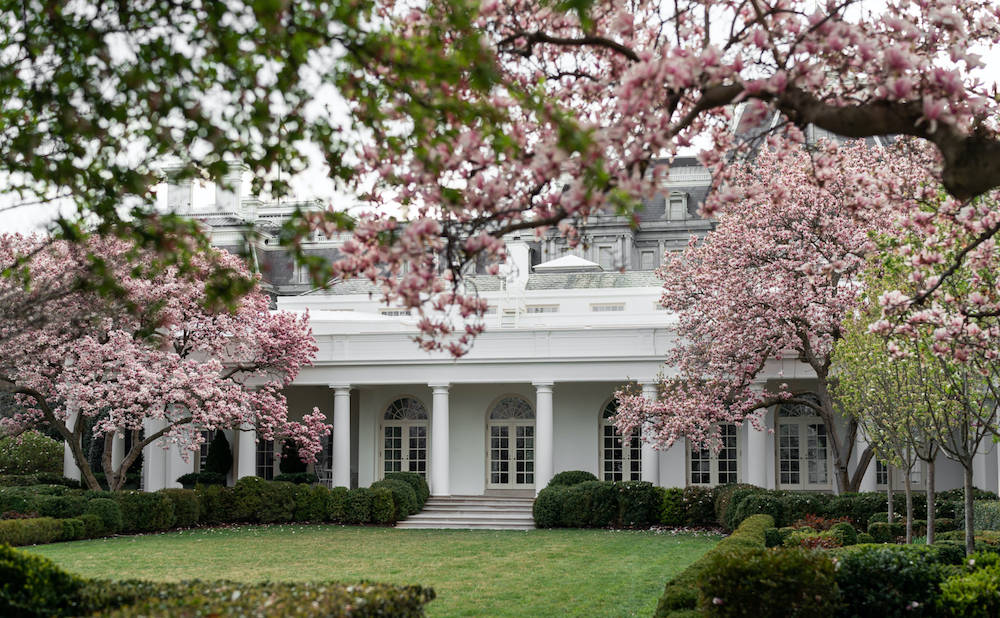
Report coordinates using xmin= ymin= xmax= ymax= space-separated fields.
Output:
xmin=654 ymin=514 xmax=774 ymax=616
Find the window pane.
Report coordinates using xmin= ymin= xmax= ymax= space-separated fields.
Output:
xmin=806 ymin=424 xmax=828 ymax=485
xmin=778 ymin=424 xmax=800 ymax=486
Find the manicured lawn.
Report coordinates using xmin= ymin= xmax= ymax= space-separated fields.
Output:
xmin=28 ymin=525 xmax=718 ymax=617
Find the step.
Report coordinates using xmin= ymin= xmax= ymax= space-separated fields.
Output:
xmin=404 ymin=512 xmax=534 ymax=521
xmin=396 ymin=520 xmax=535 ymax=530
xmin=396 ymin=496 xmax=538 ymax=530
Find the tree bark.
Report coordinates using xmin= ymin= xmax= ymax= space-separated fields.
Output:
xmin=926 ymin=459 xmax=935 ymax=545
xmin=964 ymin=464 xmax=975 ymax=556
xmin=904 ymin=468 xmax=913 ymax=544
xmin=887 ymin=465 xmax=894 ymax=525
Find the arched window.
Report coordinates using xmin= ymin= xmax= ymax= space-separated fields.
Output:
xmin=600 ymin=400 xmax=641 ymax=482
xmin=777 ymin=394 xmax=831 ymax=489
xmin=688 ymin=424 xmax=739 ymax=486
xmin=382 ymin=397 xmax=429 ymax=478
xmin=487 ymin=396 xmax=535 ymax=488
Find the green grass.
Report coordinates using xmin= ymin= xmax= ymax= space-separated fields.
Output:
xmin=27 ymin=525 xmax=718 ymax=617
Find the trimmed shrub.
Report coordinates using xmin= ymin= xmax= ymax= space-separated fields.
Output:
xmin=0 ymin=544 xmax=86 ymax=616
xmin=78 ymin=513 xmax=104 ymax=538
xmin=559 ymin=483 xmax=593 ymax=528
xmin=278 ymin=439 xmax=308 ymax=474
xmin=697 ymin=547 xmax=839 ymax=616
xmin=654 ymin=514 xmax=774 ymax=616
xmin=344 ymin=488 xmax=372 ymax=524
xmin=713 ymin=483 xmax=758 ymax=527
xmin=232 ymin=476 xmax=268 ymax=521
xmin=0 ymin=474 xmax=79 ymax=488
xmin=195 ymin=485 xmax=236 ymax=525
xmin=371 ymin=487 xmax=396 ymax=524
xmin=825 ymin=492 xmax=886 ymax=526
xmin=586 ymin=481 xmax=619 ymax=527
xmin=84 ymin=498 xmax=122 ymax=534
xmin=548 ymin=470 xmax=599 ymax=487
xmin=660 ymin=487 xmax=685 ymax=526
xmin=33 ymin=494 xmax=87 ymax=519
xmin=0 ymin=517 xmax=64 ymax=546
xmin=113 ymin=491 xmax=175 ymax=533
xmin=764 ymin=527 xmax=782 ymax=548
xmin=158 ymin=489 xmax=199 ymax=527
xmin=778 ymin=492 xmax=831 ymax=525
xmin=0 ymin=431 xmax=63 ymax=474
xmin=833 ymin=544 xmax=950 ymax=617
xmin=868 ymin=521 xmax=905 ymax=543
xmin=939 ymin=563 xmax=1000 ymax=618
xmin=856 ymin=532 xmax=875 ymax=544
xmin=256 ymin=481 xmax=297 ymax=523
xmin=384 ymin=472 xmax=430 ymax=510
xmin=783 ymin=530 xmax=841 ymax=550
xmin=727 ymin=491 xmax=784 ymax=530
xmin=830 ymin=521 xmax=858 ymax=546
xmin=681 ymin=486 xmax=716 ymax=526
xmin=293 ymin=485 xmax=331 ymax=522
xmin=176 ymin=472 xmax=226 ymax=488
xmin=930 ymin=541 xmax=967 ymax=566
xmin=371 ymin=479 xmax=418 ymax=519
xmin=936 ymin=517 xmax=958 ymax=533
xmin=59 ymin=518 xmax=86 ymax=541
xmin=274 ymin=472 xmax=319 ymax=485
xmin=973 ymin=500 xmax=1000 ymax=531
xmin=532 ymin=486 xmax=565 ymax=528
xmin=328 ymin=486 xmax=348 ymax=523
xmin=617 ymin=481 xmax=661 ymax=527
xmin=202 ymin=431 xmax=232 ymax=476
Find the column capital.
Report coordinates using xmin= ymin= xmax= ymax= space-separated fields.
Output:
xmin=532 ymin=381 xmax=554 ymax=391
xmin=328 ymin=384 xmax=352 ymax=393
xmin=429 ymin=382 xmax=450 ymax=393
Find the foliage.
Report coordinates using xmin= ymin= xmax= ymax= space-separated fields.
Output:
xmin=618 ymin=482 xmax=663 ymax=528
xmin=868 ymin=521 xmax=905 ymax=543
xmin=829 ymin=522 xmax=858 ymax=546
xmin=328 ymin=487 xmax=349 ymax=523
xmin=59 ymin=519 xmax=85 ymax=542
xmin=0 ymin=475 xmax=78 ymax=488
xmin=727 ymin=492 xmax=784 ymax=531
xmin=176 ymin=472 xmax=226 ymax=488
xmin=344 ymin=488 xmax=373 ymax=525
xmin=832 ymin=544 xmax=950 ymax=617
xmin=0 ymin=544 xmax=86 ymax=617
xmin=0 ymin=432 xmax=63 ymax=475
xmin=532 ymin=486 xmax=566 ymax=528
xmin=696 ymin=547 xmax=839 ymax=617
xmin=939 ymin=562 xmax=1000 ymax=618
xmin=278 ymin=439 xmax=309 ymax=475
xmin=202 ymin=431 xmax=232 ymax=476
xmin=370 ymin=487 xmax=397 ymax=525
xmin=0 ymin=518 xmax=64 ymax=547
xmin=972 ymin=501 xmax=1000 ymax=531
xmin=273 ymin=472 xmax=319 ymax=485
xmin=77 ymin=514 xmax=104 ymax=539
xmin=157 ymin=490 xmax=200 ymax=528
xmin=370 ymin=479 xmax=418 ymax=520
xmin=112 ymin=491 xmax=175 ymax=533
xmin=654 ymin=515 xmax=774 ymax=616
xmin=548 ymin=470 xmax=599 ymax=487
xmin=83 ymin=499 xmax=122 ymax=534
xmin=660 ymin=488 xmax=685 ymax=527
xmin=293 ymin=485 xmax=331 ymax=522
xmin=534 ymin=480 xmax=662 ymax=529
xmin=33 ymin=495 xmax=86 ymax=520
xmin=384 ymin=472 xmax=430 ymax=510
xmin=791 ymin=514 xmax=852 ymax=532
xmin=194 ymin=485 xmax=238 ymax=525
xmin=681 ymin=486 xmax=717 ymax=527
xmin=711 ymin=484 xmax=758 ymax=528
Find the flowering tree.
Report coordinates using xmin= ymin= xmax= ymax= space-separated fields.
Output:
xmin=0 ymin=235 xmax=325 ymax=491
xmin=5 ymin=1 xmax=1000 ymax=347
xmin=614 ymin=141 xmax=927 ymax=492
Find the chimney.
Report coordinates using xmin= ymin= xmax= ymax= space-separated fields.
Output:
xmin=214 ymin=162 xmax=247 ymax=213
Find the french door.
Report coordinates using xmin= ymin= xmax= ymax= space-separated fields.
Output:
xmin=487 ymin=421 xmax=535 ymax=488
xmin=383 ymin=423 xmax=427 ymax=477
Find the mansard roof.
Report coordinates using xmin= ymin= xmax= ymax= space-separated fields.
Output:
xmin=525 ymin=271 xmax=660 ymax=290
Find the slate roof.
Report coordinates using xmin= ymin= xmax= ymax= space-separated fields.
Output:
xmin=526 ymin=271 xmax=660 ymax=290
xmin=307 ymin=275 xmax=505 ymax=295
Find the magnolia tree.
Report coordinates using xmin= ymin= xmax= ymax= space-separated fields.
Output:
xmin=0 ymin=235 xmax=326 ymax=491
xmin=832 ymin=274 xmax=947 ymax=543
xmin=613 ymin=141 xmax=928 ymax=492
xmin=5 ymin=1 xmax=1000 ymax=346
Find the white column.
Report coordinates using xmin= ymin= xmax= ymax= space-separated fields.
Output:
xmin=640 ymin=382 xmax=660 ymax=486
xmin=165 ymin=435 xmax=194 ymax=489
xmin=974 ymin=446 xmax=992 ymax=492
xmin=62 ymin=408 xmax=81 ymax=481
xmin=746 ymin=383 xmax=771 ymax=489
xmin=331 ymin=385 xmax=352 ymax=488
xmin=110 ymin=433 xmax=125 ymax=472
xmin=856 ymin=431 xmax=877 ymax=493
xmin=430 ymin=383 xmax=451 ymax=496
xmin=236 ymin=423 xmax=256 ymax=480
xmin=534 ymin=382 xmax=554 ymax=493
xmin=141 ymin=418 xmax=169 ymax=491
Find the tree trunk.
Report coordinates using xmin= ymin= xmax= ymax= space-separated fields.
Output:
xmin=964 ymin=465 xmax=975 ymax=555
xmin=904 ymin=469 xmax=913 ymax=544
xmin=887 ymin=465 xmax=894 ymax=525
xmin=926 ymin=459 xmax=936 ymax=545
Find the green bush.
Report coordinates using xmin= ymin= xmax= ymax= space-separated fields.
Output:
xmin=617 ymin=481 xmax=661 ymax=527
xmin=0 ymin=431 xmax=63 ymax=475
xmin=654 ymin=514 xmax=774 ymax=617
xmin=293 ymin=485 xmax=330 ymax=522
xmin=195 ymin=485 xmax=236 ymax=525
xmin=273 ymin=472 xmax=319 ymax=485
xmin=33 ymin=495 xmax=87 ymax=520
xmin=681 ymin=486 xmax=716 ymax=526
xmin=0 ymin=517 xmax=64 ymax=546
xmin=660 ymin=487 xmax=685 ymax=526
xmin=371 ymin=479 xmax=418 ymax=519
xmin=532 ymin=485 xmax=565 ymax=528
xmin=278 ymin=439 xmax=308 ymax=474
xmin=868 ymin=511 xmax=901 ymax=525
xmin=558 ymin=483 xmax=593 ymax=528
xmin=856 ymin=532 xmax=875 ymax=544
xmin=203 ymin=431 xmax=232 ymax=476
xmin=868 ymin=521 xmax=905 ymax=543
xmin=0 ymin=474 xmax=79 ymax=488
xmin=697 ymin=547 xmax=839 ymax=617
xmin=0 ymin=544 xmax=87 ymax=616
xmin=158 ymin=489 xmax=199 ymax=527
xmin=328 ymin=486 xmax=348 ymax=523
xmin=936 ymin=518 xmax=958 ymax=533
xmin=825 ymin=492 xmax=886 ymax=526
xmin=764 ymin=527 xmax=782 ymax=548
xmin=833 ymin=544 xmax=949 ymax=617
xmin=83 ymin=498 xmax=122 ymax=534
xmin=384 ymin=472 xmax=430 ymax=510
xmin=778 ymin=492 xmax=831 ymax=525
xmin=972 ymin=500 xmax=1000 ymax=531
xmin=175 ymin=472 xmax=226 ymax=488
xmin=78 ymin=513 xmax=104 ymax=538
xmin=547 ymin=470 xmax=598 ymax=487
xmin=830 ymin=521 xmax=858 ymax=546
xmin=344 ymin=488 xmax=373 ymax=524
xmin=930 ymin=541 xmax=968 ymax=566
xmin=586 ymin=481 xmax=619 ymax=527
xmin=256 ymin=481 xmax=297 ymax=523
xmin=113 ymin=491 xmax=175 ymax=533
xmin=231 ymin=476 xmax=268 ymax=521
xmin=939 ymin=563 xmax=1000 ymax=618
xmin=370 ymin=487 xmax=396 ymax=524
xmin=727 ymin=491 xmax=784 ymax=530
xmin=712 ymin=484 xmax=758 ymax=528
xmin=81 ymin=579 xmax=435 ymax=617
xmin=59 ymin=518 xmax=85 ymax=541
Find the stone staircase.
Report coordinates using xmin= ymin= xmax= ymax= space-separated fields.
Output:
xmin=395 ymin=495 xmax=536 ymax=530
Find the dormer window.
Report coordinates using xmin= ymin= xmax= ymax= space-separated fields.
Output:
xmin=668 ymin=192 xmax=688 ymax=221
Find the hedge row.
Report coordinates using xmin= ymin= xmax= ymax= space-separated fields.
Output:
xmin=0 ymin=431 xmax=63 ymax=475
xmin=533 ymin=480 xmax=662 ymax=528
xmin=0 ymin=544 xmax=436 ymax=617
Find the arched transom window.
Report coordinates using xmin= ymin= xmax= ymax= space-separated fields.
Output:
xmin=487 ymin=396 xmax=535 ymax=488
xmin=600 ymin=399 xmax=641 ymax=482
xmin=382 ymin=397 xmax=428 ymax=477
xmin=777 ymin=393 xmax=830 ymax=489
